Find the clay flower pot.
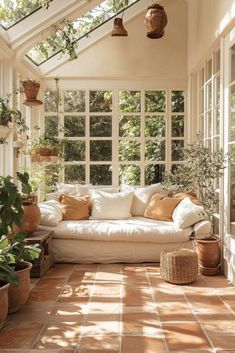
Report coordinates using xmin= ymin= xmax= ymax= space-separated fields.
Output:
xmin=196 ymin=235 xmax=221 ymax=275
xmin=15 ymin=203 xmax=41 ymax=235
xmin=8 ymin=261 xmax=32 ymax=314
xmin=21 ymin=80 xmax=43 ymax=106
xmin=144 ymin=3 xmax=168 ymax=39
xmin=0 ymin=283 xmax=9 ymax=329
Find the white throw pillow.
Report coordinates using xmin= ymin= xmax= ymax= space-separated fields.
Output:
xmin=90 ymin=190 xmax=134 ymax=220
xmin=39 ymin=200 xmax=63 ymax=227
xmin=122 ymin=183 xmax=163 ymax=216
xmin=172 ymin=197 xmax=206 ymax=229
xmin=57 ymin=183 xmax=78 ymax=196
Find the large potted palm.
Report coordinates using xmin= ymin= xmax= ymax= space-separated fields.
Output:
xmin=164 ymin=141 xmax=230 ymax=275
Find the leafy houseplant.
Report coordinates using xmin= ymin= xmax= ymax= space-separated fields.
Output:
xmin=0 ymin=95 xmax=28 ymax=134
xmin=163 ymin=141 xmax=230 ymax=275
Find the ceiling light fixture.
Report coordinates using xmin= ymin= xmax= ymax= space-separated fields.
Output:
xmin=144 ymin=3 xmax=167 ymax=39
xmin=111 ymin=11 xmax=128 ymax=37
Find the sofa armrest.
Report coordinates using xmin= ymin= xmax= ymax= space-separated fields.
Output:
xmin=192 ymin=219 xmax=211 ymax=238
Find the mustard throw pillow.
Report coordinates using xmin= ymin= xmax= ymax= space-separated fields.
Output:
xmin=144 ymin=193 xmax=182 ymax=221
xmin=59 ymin=194 xmax=90 ymax=220
xmin=173 ymin=191 xmax=201 ymax=206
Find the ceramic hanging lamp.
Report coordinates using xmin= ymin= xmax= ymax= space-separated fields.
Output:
xmin=144 ymin=3 xmax=168 ymax=39
xmin=111 ymin=17 xmax=128 ymax=36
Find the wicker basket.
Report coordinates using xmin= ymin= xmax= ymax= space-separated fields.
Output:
xmin=160 ymin=248 xmax=198 ymax=284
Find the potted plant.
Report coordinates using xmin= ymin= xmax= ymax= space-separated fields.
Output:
xmin=0 ymin=236 xmax=18 ymax=328
xmin=30 ymin=134 xmax=63 ymax=163
xmin=0 ymin=95 xmax=28 ymax=135
xmin=163 ymin=141 xmax=230 ymax=275
xmin=21 ymin=79 xmax=43 ymax=106
xmin=0 ymin=175 xmax=41 ymax=313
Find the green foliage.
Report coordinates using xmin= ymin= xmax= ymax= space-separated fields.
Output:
xmin=0 ymin=137 xmax=7 ymax=145
xmin=0 ymin=95 xmax=28 ymax=134
xmin=16 ymin=172 xmax=32 ymax=195
xmin=0 ymin=236 xmax=19 ymax=285
xmin=163 ymin=141 xmax=229 ymax=217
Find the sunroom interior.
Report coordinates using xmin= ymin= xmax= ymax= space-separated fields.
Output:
xmin=0 ymin=0 xmax=235 ymax=350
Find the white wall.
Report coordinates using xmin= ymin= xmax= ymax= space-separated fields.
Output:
xmin=188 ymin=0 xmax=235 ymax=72
xmin=47 ymin=0 xmax=188 ymax=80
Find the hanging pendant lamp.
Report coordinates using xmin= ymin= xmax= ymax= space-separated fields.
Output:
xmin=144 ymin=3 xmax=168 ymax=39
xmin=111 ymin=17 xmax=128 ymax=37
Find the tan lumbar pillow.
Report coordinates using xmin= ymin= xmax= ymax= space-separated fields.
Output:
xmin=59 ymin=194 xmax=90 ymax=220
xmin=144 ymin=193 xmax=182 ymax=221
xmin=173 ymin=190 xmax=201 ymax=205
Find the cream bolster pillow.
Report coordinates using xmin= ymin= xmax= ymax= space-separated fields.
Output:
xmin=39 ymin=200 xmax=63 ymax=227
xmin=172 ymin=197 xmax=206 ymax=229
xmin=193 ymin=220 xmax=212 ymax=237
xmin=90 ymin=190 xmax=134 ymax=220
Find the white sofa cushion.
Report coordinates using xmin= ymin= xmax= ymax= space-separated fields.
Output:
xmin=39 ymin=200 xmax=63 ymax=227
xmin=121 ymin=183 xmax=163 ymax=216
xmin=172 ymin=197 xmax=206 ymax=229
xmin=90 ymin=190 xmax=134 ymax=220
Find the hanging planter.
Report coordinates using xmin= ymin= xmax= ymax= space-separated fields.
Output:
xmin=21 ymin=80 xmax=43 ymax=107
xmin=144 ymin=3 xmax=168 ymax=39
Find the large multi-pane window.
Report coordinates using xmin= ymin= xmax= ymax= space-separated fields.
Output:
xmin=43 ymin=88 xmax=185 ymax=186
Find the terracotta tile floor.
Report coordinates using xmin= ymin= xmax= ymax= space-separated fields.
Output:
xmin=0 ymin=263 xmax=235 ymax=352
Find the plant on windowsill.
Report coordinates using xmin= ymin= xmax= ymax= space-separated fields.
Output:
xmin=163 ymin=140 xmax=231 ymax=275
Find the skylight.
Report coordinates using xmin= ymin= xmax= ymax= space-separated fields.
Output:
xmin=26 ymin=0 xmax=139 ymax=66
xmin=0 ymin=0 xmax=41 ymax=29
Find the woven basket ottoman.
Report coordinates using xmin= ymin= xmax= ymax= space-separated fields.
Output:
xmin=160 ymin=248 xmax=198 ymax=284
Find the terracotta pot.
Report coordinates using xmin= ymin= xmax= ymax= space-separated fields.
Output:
xmin=0 ymin=283 xmax=9 ymax=329
xmin=196 ymin=235 xmax=221 ymax=275
xmin=8 ymin=261 xmax=32 ymax=314
xmin=22 ymin=81 xmax=40 ymax=100
xmin=144 ymin=4 xmax=168 ymax=39
xmin=15 ymin=203 xmax=41 ymax=235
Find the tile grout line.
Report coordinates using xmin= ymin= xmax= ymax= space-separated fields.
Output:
xmin=144 ymin=263 xmax=170 ymax=353
xmin=182 ymin=284 xmax=216 ymax=353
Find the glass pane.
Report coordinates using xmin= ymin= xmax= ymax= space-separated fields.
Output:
xmin=0 ymin=0 xmax=40 ymax=28
xmin=207 ymin=58 xmax=212 ymax=80
xmin=64 ymin=140 xmax=85 ymax=161
xmin=44 ymin=90 xmax=58 ymax=113
xmin=90 ymin=91 xmax=112 ymax=112
xmin=200 ymin=115 xmax=204 ymax=137
xmin=65 ymin=165 xmax=85 ymax=183
xmin=214 ymin=50 xmax=220 ymax=73
xmin=207 ymin=111 xmax=212 ymax=137
xmin=171 ymin=164 xmax=181 ymax=173
xmin=145 ymin=91 xmax=166 ymax=112
xmin=199 ymin=88 xmax=204 ymax=114
xmin=45 ymin=116 xmax=58 ymax=137
xmin=171 ymin=91 xmax=184 ymax=112
xmin=90 ymin=165 xmax=112 ymax=185
xmin=145 ymin=164 xmax=165 ymax=185
xmin=64 ymin=91 xmax=85 ymax=112
xmin=119 ymin=140 xmax=141 ymax=161
xmin=45 ymin=164 xmax=59 ymax=193
xmin=215 ymin=76 xmax=220 ymax=106
xmin=172 ymin=140 xmax=184 ymax=161
xmin=90 ymin=141 xmax=112 ymax=161
xmin=216 ymin=109 xmax=220 ymax=136
xmin=199 ymin=68 xmax=204 ymax=87
xmin=214 ymin=137 xmax=220 ymax=152
xmin=119 ymin=116 xmax=140 ymax=137
xmin=231 ymin=44 xmax=235 ymax=83
xmin=230 ymin=113 xmax=235 ymax=141
xmin=172 ymin=115 xmax=184 ymax=137
xmin=119 ymin=165 xmax=140 ymax=185
xmin=231 ymin=84 xmax=235 ymax=111
xmin=90 ymin=116 xmax=112 ymax=137
xmin=145 ymin=116 xmax=165 ymax=137
xmin=119 ymin=90 xmax=141 ymax=113
xmin=64 ymin=116 xmax=85 ymax=137
xmin=145 ymin=141 xmax=165 ymax=161
xmin=207 ymin=83 xmax=212 ymax=109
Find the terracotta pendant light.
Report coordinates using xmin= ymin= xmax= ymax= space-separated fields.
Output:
xmin=144 ymin=3 xmax=168 ymax=39
xmin=111 ymin=17 xmax=128 ymax=37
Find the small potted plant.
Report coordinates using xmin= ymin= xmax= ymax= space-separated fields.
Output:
xmin=163 ymin=140 xmax=230 ymax=275
xmin=21 ymin=79 xmax=43 ymax=106
xmin=0 ymin=95 xmax=28 ymax=136
xmin=30 ymin=134 xmax=63 ymax=163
